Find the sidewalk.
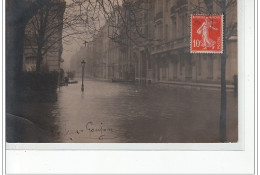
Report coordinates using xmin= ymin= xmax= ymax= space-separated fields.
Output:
xmin=157 ymin=80 xmax=235 ymax=91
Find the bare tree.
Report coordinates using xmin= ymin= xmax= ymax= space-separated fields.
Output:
xmin=24 ymin=0 xmax=66 ymax=72
xmin=6 ymin=0 xmax=51 ymax=112
xmin=6 ymin=0 xmax=52 ymax=75
xmin=63 ymin=0 xmax=154 ymax=46
xmin=6 ymin=0 xmax=238 ymax=142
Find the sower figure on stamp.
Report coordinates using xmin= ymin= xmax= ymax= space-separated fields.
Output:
xmin=197 ymin=17 xmax=218 ymax=49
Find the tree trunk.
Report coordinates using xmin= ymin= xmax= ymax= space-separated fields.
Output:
xmin=36 ymin=50 xmax=43 ymax=72
xmin=220 ymin=40 xmax=227 ymax=142
xmin=220 ymin=0 xmax=227 ymax=142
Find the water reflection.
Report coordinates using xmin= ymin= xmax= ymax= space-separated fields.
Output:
xmin=6 ymin=80 xmax=238 ymax=143
xmin=56 ymin=80 xmax=237 ymax=143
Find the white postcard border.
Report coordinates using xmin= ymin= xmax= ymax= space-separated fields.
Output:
xmin=4 ymin=0 xmax=256 ymax=174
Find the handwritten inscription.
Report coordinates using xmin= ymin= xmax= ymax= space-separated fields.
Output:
xmin=64 ymin=121 xmax=117 ymax=140
xmin=86 ymin=121 xmax=113 ymax=134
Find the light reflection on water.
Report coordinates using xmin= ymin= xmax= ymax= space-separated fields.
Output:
xmin=8 ymin=79 xmax=238 ymax=143
xmin=53 ymin=80 xmax=238 ymax=143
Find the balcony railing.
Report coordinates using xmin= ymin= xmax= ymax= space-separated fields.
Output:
xmin=150 ymin=36 xmax=189 ymax=55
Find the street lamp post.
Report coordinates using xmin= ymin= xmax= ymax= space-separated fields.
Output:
xmin=81 ymin=60 xmax=86 ymax=92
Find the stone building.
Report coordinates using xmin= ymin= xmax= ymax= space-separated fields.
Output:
xmin=131 ymin=0 xmax=237 ymax=90
xmin=79 ymin=0 xmax=237 ymax=90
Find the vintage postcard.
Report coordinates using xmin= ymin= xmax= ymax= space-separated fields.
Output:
xmin=6 ymin=0 xmax=238 ymax=144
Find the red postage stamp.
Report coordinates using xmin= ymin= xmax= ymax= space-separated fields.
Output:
xmin=190 ymin=14 xmax=223 ymax=53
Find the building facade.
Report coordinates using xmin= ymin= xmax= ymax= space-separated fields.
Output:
xmin=75 ymin=0 xmax=237 ymax=89
xmin=132 ymin=0 xmax=237 ymax=89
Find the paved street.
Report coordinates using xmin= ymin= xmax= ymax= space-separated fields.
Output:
xmin=7 ymin=80 xmax=238 ymax=143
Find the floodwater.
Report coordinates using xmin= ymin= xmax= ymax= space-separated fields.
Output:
xmin=6 ymin=79 xmax=238 ymax=143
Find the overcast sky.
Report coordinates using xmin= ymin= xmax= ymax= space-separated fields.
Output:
xmin=61 ymin=0 xmax=83 ymax=70
xmin=61 ymin=0 xmax=107 ymax=70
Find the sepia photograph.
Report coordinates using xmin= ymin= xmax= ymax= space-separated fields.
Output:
xmin=6 ymin=0 xmax=238 ymax=143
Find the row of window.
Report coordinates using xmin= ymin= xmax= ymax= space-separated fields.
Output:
xmin=140 ymin=0 xmax=189 ymax=41
xmin=145 ymin=0 xmax=215 ymax=42
xmin=159 ymin=58 xmax=214 ymax=80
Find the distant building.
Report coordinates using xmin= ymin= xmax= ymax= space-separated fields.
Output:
xmin=23 ymin=0 xmax=66 ymax=72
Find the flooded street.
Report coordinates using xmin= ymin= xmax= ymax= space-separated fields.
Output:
xmin=7 ymin=80 xmax=238 ymax=143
